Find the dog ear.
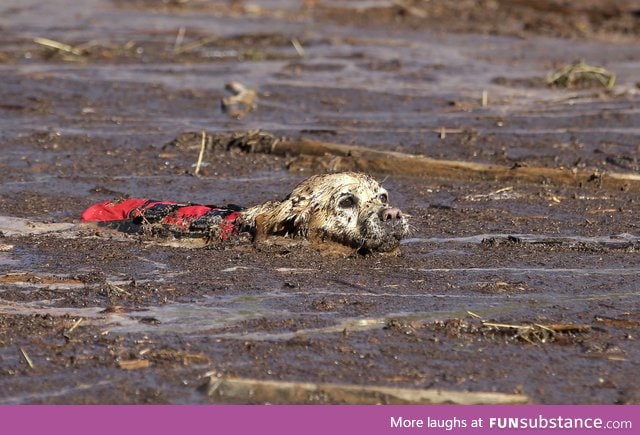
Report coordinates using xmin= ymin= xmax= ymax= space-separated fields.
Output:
xmin=242 ymin=195 xmax=312 ymax=239
xmin=263 ymin=194 xmax=311 ymax=237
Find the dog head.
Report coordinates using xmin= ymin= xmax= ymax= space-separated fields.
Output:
xmin=242 ymin=172 xmax=409 ymax=253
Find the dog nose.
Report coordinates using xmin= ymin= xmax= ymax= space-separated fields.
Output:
xmin=381 ymin=207 xmax=403 ymax=222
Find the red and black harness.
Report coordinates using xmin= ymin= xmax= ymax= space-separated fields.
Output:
xmin=81 ymin=198 xmax=244 ymax=240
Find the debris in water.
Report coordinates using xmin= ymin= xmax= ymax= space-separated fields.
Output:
xmin=20 ymin=347 xmax=35 ymax=369
xmin=547 ymin=61 xmax=616 ymax=89
xmin=482 ymin=321 xmax=591 ymax=344
xmin=63 ymin=318 xmax=84 ymax=340
xmin=193 ymin=131 xmax=207 ymax=176
xmin=118 ymin=359 xmax=150 ymax=370
xmin=167 ymin=130 xmax=640 ymax=192
xmin=290 ymin=38 xmax=305 ymax=57
xmin=594 ymin=316 xmax=640 ymax=328
xmin=203 ymin=377 xmax=529 ymax=404
xmin=221 ymin=81 xmax=257 ymax=119
xmin=33 ymin=37 xmax=85 ymax=56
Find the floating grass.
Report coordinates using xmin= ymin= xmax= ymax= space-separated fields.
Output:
xmin=547 ymin=61 xmax=616 ymax=89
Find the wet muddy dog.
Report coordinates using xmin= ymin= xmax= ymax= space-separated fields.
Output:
xmin=82 ymin=172 xmax=409 ymax=255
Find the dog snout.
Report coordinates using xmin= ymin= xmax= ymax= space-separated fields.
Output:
xmin=380 ymin=207 xmax=403 ymax=222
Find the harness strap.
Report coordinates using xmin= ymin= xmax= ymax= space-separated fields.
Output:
xmin=81 ymin=199 xmax=243 ymax=240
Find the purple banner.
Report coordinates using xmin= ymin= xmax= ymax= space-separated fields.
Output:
xmin=2 ymin=405 xmax=637 ymax=435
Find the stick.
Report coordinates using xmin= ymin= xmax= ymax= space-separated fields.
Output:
xmin=184 ymin=130 xmax=640 ymax=191
xmin=204 ymin=377 xmax=529 ymax=405
xmin=118 ymin=359 xmax=150 ymax=370
xmin=33 ymin=37 xmax=84 ymax=56
xmin=20 ymin=347 xmax=34 ymax=369
xmin=291 ymin=38 xmax=305 ymax=57
xmin=172 ymin=36 xmax=217 ymax=54
xmin=173 ymin=27 xmax=186 ymax=52
xmin=482 ymin=321 xmax=591 ymax=333
xmin=264 ymin=137 xmax=640 ymax=192
xmin=107 ymin=281 xmax=131 ymax=296
xmin=63 ymin=318 xmax=84 ymax=339
xmin=194 ymin=130 xmax=206 ymax=176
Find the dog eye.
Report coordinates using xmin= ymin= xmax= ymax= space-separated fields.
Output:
xmin=338 ymin=195 xmax=356 ymax=208
xmin=378 ymin=193 xmax=388 ymax=204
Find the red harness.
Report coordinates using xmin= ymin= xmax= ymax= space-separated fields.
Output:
xmin=81 ymin=198 xmax=242 ymax=239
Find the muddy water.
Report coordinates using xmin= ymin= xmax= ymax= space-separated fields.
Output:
xmin=1 ymin=0 xmax=640 ymax=404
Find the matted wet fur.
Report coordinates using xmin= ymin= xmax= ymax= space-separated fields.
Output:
xmin=239 ymin=172 xmax=409 ymax=255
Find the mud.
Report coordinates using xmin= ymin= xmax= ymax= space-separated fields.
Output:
xmin=1 ymin=0 xmax=640 ymax=404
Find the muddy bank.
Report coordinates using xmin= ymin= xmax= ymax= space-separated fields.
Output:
xmin=318 ymin=0 xmax=640 ymax=41
xmin=1 ymin=0 xmax=640 ymax=404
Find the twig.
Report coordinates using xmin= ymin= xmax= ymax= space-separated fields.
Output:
xmin=63 ymin=318 xmax=84 ymax=339
xmin=106 ymin=281 xmax=131 ymax=296
xmin=20 ymin=347 xmax=34 ymax=369
xmin=194 ymin=131 xmax=206 ymax=176
xmin=33 ymin=37 xmax=84 ymax=56
xmin=482 ymin=321 xmax=590 ymax=343
xmin=491 ymin=186 xmax=513 ymax=194
xmin=118 ymin=359 xmax=150 ymax=370
xmin=435 ymin=128 xmax=465 ymax=135
xmin=291 ymin=38 xmax=305 ymax=57
xmin=172 ymin=36 xmax=217 ymax=54
xmin=438 ymin=126 xmax=446 ymax=139
xmin=204 ymin=377 xmax=529 ymax=404
xmin=173 ymin=27 xmax=186 ymax=52
xmin=482 ymin=321 xmax=529 ymax=330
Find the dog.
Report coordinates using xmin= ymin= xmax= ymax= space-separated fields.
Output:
xmin=81 ymin=172 xmax=409 ymax=254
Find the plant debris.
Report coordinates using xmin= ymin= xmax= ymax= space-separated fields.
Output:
xmin=220 ymin=81 xmax=257 ymax=119
xmin=203 ymin=377 xmax=529 ymax=405
xmin=481 ymin=321 xmax=591 ymax=344
xmin=547 ymin=61 xmax=616 ymax=89
xmin=166 ymin=130 xmax=640 ymax=192
xmin=118 ymin=359 xmax=150 ymax=370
